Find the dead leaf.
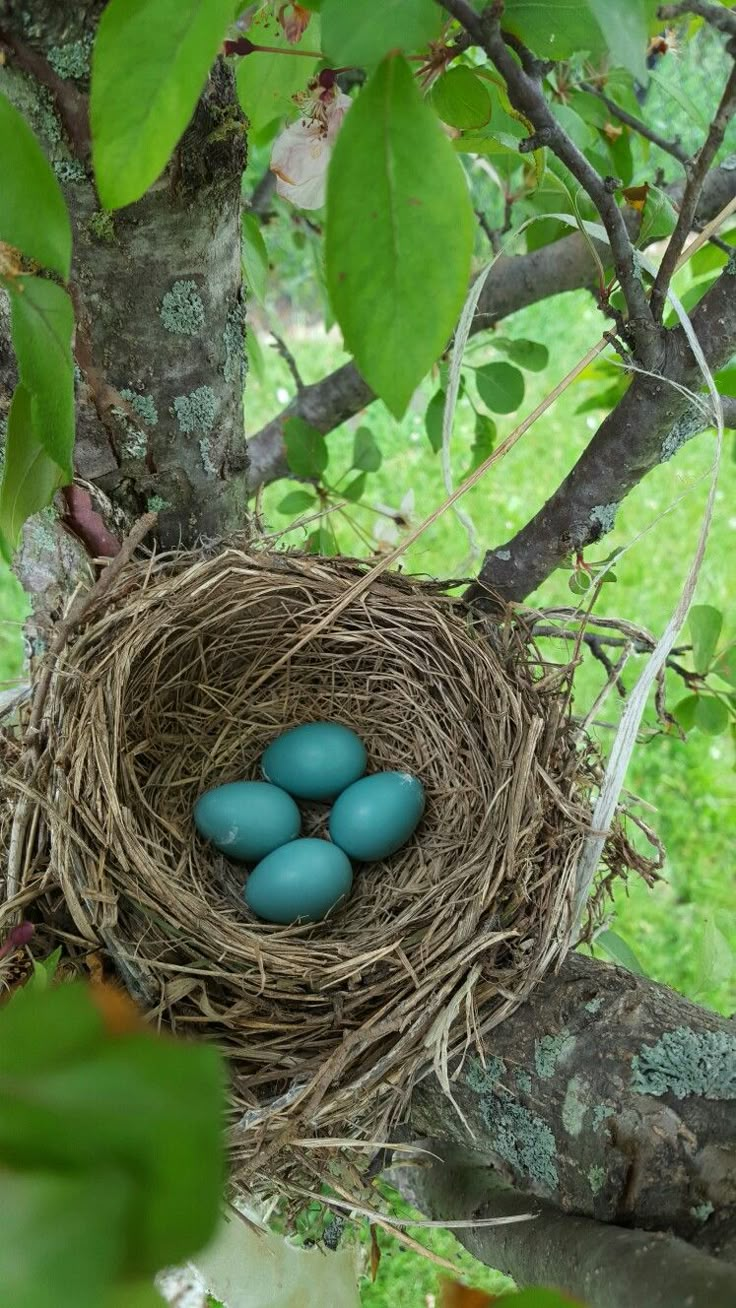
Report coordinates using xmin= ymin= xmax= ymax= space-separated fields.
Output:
xmin=89 ymin=980 xmax=143 ymax=1035
xmin=440 ymin=1279 xmax=496 ymax=1308
xmin=369 ymin=1224 xmax=381 ymax=1282
xmin=603 ymin=122 xmax=623 ymax=142
xmin=622 ymin=183 xmax=649 ymax=212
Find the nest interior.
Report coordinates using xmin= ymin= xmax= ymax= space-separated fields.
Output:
xmin=3 ymin=549 xmax=613 ymax=1189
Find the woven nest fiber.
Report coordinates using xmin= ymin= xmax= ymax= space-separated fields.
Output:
xmin=1 ymin=547 xmax=637 ymax=1195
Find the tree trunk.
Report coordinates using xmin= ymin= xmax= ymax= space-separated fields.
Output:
xmin=0 ymin=0 xmax=247 ymax=638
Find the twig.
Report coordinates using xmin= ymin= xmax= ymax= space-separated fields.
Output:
xmin=579 ymin=81 xmax=688 ymax=164
xmin=531 ymin=624 xmax=698 ymax=691
xmin=651 ymin=61 xmax=736 ymax=319
xmin=439 ymin=0 xmax=657 ymax=364
xmin=269 ymin=331 xmax=304 ymax=391
xmin=476 ymin=208 xmax=502 ymax=252
xmin=0 ymin=27 xmax=90 ymax=156
xmin=659 ymin=1 xmax=736 ymax=37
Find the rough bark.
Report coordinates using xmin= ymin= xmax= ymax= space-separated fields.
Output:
xmin=244 ymin=164 xmax=736 ymax=494
xmin=0 ymin=0 xmax=248 ymax=639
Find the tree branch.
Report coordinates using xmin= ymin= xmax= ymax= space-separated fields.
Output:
xmin=579 ymin=80 xmax=689 ymax=165
xmin=651 ymin=61 xmax=736 ymax=318
xmin=469 ymin=260 xmax=736 ymax=603
xmin=659 ymin=0 xmax=736 ymax=37
xmin=0 ymin=25 xmax=90 ymax=156
xmin=439 ymin=0 xmax=658 ymax=363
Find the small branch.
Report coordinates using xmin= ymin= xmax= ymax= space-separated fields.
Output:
xmin=579 ymin=81 xmax=688 ymax=164
xmin=651 ymin=62 xmax=736 ymax=319
xmin=659 ymin=0 xmax=736 ymax=37
xmin=0 ymin=27 xmax=90 ymax=157
xmin=248 ymin=168 xmax=277 ymax=218
xmin=268 ymin=331 xmax=304 ymax=391
xmin=439 ymin=0 xmax=657 ymax=363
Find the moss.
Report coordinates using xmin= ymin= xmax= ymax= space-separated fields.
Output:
xmin=88 ymin=210 xmax=116 ymax=244
xmin=631 ymin=1027 xmax=736 ymax=1099
xmin=160 ymin=280 xmax=205 ymax=336
xmin=223 ymin=299 xmax=246 ymax=385
xmin=173 ymin=386 xmax=217 ymax=436
xmin=515 ymin=1071 xmax=533 ymax=1095
xmin=690 ymin=1201 xmax=714 ymax=1222
xmin=47 ymin=37 xmax=93 ymax=80
xmin=561 ymin=1076 xmax=587 ymax=1137
xmin=588 ymin=1165 xmax=606 ymax=1196
xmin=592 ymin=1103 xmax=615 ymax=1130
xmin=120 ymin=388 xmax=158 ymax=427
xmin=147 ymin=495 xmax=171 ymax=513
xmin=534 ymin=1030 xmax=575 ymax=1080
xmin=584 ymin=997 xmax=604 ymax=1014
xmin=53 ymin=159 xmax=87 ymax=184
xmin=34 ymin=89 xmax=62 ymax=146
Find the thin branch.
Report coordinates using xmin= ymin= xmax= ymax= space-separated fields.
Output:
xmin=0 ymin=27 xmax=90 ymax=156
xmin=579 ymin=81 xmax=689 ymax=164
xmin=439 ymin=0 xmax=657 ymax=363
xmin=659 ymin=0 xmax=736 ymax=37
xmin=651 ymin=61 xmax=736 ymax=319
xmin=268 ymin=330 xmax=305 ymax=391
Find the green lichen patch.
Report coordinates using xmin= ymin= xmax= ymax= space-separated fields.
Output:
xmin=534 ymin=1030 xmax=576 ymax=1080
xmin=88 ymin=210 xmax=116 ymax=243
xmin=147 ymin=495 xmax=171 ymax=514
xmin=120 ymin=388 xmax=158 ymax=427
xmin=588 ymin=1165 xmax=606 ymax=1196
xmin=160 ymin=280 xmax=205 ymax=336
xmin=173 ymin=387 xmax=216 ymax=436
xmin=47 ymin=36 xmax=93 ymax=80
xmin=465 ymin=1055 xmax=506 ymax=1093
xmin=592 ymin=1103 xmax=615 ymax=1130
xmin=584 ymin=997 xmax=604 ymax=1014
xmin=690 ymin=1201 xmax=714 ymax=1222
xmin=561 ymin=1076 xmax=587 ymax=1137
xmin=515 ymin=1071 xmax=533 ymax=1095
xmin=483 ymin=1097 xmax=559 ymax=1192
xmin=111 ymin=406 xmax=147 ymax=460
xmin=53 ymin=159 xmax=87 ymax=184
xmin=631 ymin=1027 xmax=736 ymax=1099
xmin=29 ymin=506 xmax=58 ymax=555
xmin=223 ymin=299 xmax=246 ymax=386
xmin=199 ymin=438 xmax=219 ymax=476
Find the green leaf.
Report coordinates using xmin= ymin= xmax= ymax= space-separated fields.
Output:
xmin=586 ymin=0 xmax=648 ymax=80
xmin=246 ymin=325 xmax=265 ymax=383
xmin=352 ymin=426 xmax=382 ymax=472
xmin=672 ymin=694 xmax=699 ymax=731
xmin=712 ymin=646 xmax=736 ymax=689
xmin=694 ymin=916 xmax=734 ymax=1000
xmin=342 ymin=472 xmax=367 ymax=502
xmin=494 ymin=336 xmax=549 ymax=372
xmin=493 ymin=1291 xmax=584 ymax=1308
xmin=689 ymin=604 xmax=722 ymax=675
xmin=648 ymin=67 xmax=708 ymax=131
xmin=694 ymin=695 xmax=729 ymax=736
xmin=0 ymin=386 xmax=66 ymax=563
xmin=464 ymin=412 xmax=497 ymax=475
xmin=638 ymin=185 xmax=678 ymax=245
xmin=326 ymin=54 xmax=474 ymax=418
xmin=425 ymin=389 xmax=446 ymax=454
xmin=0 ymin=93 xmax=72 ymax=280
xmin=597 ymin=928 xmax=645 ymax=974
xmin=0 ymin=1168 xmax=131 ymax=1308
xmin=29 ymin=947 xmax=63 ymax=994
xmin=551 ymin=101 xmax=597 ymax=152
xmin=501 ymin=0 xmax=608 ymax=60
xmin=4 ymin=276 xmax=75 ymax=475
xmin=284 ymin=417 xmax=328 ymax=478
xmin=715 ymin=364 xmax=736 ymax=399
xmin=475 ymin=361 xmax=525 ymax=414
xmin=91 ymin=0 xmax=235 ymax=208
xmin=277 ymin=490 xmax=316 ymax=515
xmin=236 ymin=14 xmax=320 ymax=135
xmin=241 ymin=213 xmax=268 ymax=304
xmin=321 ymin=0 xmax=441 ymax=67
xmin=431 ymin=66 xmax=492 ymax=130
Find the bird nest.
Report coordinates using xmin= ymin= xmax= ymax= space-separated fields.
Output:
xmin=1 ymin=545 xmax=642 ymax=1198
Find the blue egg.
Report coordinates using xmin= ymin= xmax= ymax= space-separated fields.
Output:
xmin=329 ymin=771 xmax=425 ymax=862
xmin=193 ymin=780 xmax=300 ymax=863
xmin=262 ymin=721 xmax=367 ymax=801
xmin=244 ymin=839 xmax=353 ymax=924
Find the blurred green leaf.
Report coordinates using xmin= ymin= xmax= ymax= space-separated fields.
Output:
xmin=0 ymin=385 xmax=66 ymax=564
xmin=464 ymin=412 xmax=497 ymax=476
xmin=501 ymin=0 xmax=608 ymax=58
xmin=672 ymin=694 xmax=699 ymax=732
xmin=425 ymin=389 xmax=446 ymax=453
xmin=321 ymin=0 xmax=441 ymax=66
xmin=277 ymin=490 xmax=316 ymax=515
xmin=638 ymin=184 xmax=678 ymax=245
xmin=689 ymin=604 xmax=722 ymax=675
xmin=475 ymin=361 xmax=525 ymax=414
xmin=494 ymin=1290 xmax=585 ymax=1307
xmin=431 ymin=66 xmax=492 ymax=129
xmin=236 ymin=14 xmax=320 ymax=135
xmin=694 ymin=694 xmax=729 ymax=736
xmin=694 ymin=916 xmax=734 ymax=1001
xmin=246 ymin=326 xmax=265 ymax=384
xmin=712 ymin=645 xmax=736 ymax=689
xmin=494 ymin=336 xmax=549 ymax=372
xmin=325 ymin=54 xmax=473 ymax=418
xmin=352 ymin=426 xmax=382 ymax=471
xmin=4 ymin=276 xmax=75 ymax=476
xmin=284 ymin=417 xmax=328 ymax=479
xmin=241 ymin=213 xmax=268 ymax=304
xmin=716 ymin=364 xmax=736 ymax=398
xmin=597 ymin=928 xmax=645 ymax=974
xmin=29 ymin=947 xmax=63 ymax=993
xmin=0 ymin=92 xmax=72 ymax=280
xmin=586 ymin=0 xmax=649 ymax=80
xmin=91 ymin=0 xmax=235 ymax=208
xmin=343 ymin=472 xmax=367 ymax=502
